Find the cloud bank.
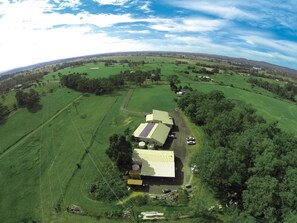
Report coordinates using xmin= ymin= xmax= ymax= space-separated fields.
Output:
xmin=0 ymin=0 xmax=296 ymax=72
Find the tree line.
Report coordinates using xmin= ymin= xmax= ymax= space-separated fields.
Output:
xmin=178 ymin=90 xmax=297 ymax=222
xmin=60 ymin=69 xmax=161 ymax=95
xmin=186 ymin=65 xmax=219 ymax=75
xmin=248 ymin=78 xmax=297 ymax=102
xmin=0 ymin=72 xmax=46 ymax=94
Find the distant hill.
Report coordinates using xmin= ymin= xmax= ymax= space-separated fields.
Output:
xmin=1 ymin=51 xmax=297 ymax=77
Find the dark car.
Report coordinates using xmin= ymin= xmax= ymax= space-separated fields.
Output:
xmin=162 ymin=188 xmax=171 ymax=193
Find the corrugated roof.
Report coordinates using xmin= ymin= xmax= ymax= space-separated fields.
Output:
xmin=133 ymin=149 xmax=175 ymax=177
xmin=133 ymin=123 xmax=147 ymax=138
xmin=145 ymin=110 xmax=174 ymax=126
xmin=133 ymin=123 xmax=170 ymax=146
xmin=150 ymin=123 xmax=171 ymax=145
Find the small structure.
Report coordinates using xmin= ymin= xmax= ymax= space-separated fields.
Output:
xmin=67 ymin=204 xmax=83 ymax=214
xmin=146 ymin=110 xmax=174 ymax=127
xmin=138 ymin=141 xmax=146 ymax=149
xmin=139 ymin=211 xmax=165 ymax=221
xmin=127 ymin=179 xmax=143 ymax=186
xmin=132 ymin=149 xmax=175 ymax=178
xmin=133 ymin=123 xmax=171 ymax=147
xmin=132 ymin=163 xmax=140 ymax=171
xmin=147 ymin=143 xmax=155 ymax=149
xmin=129 ymin=170 xmax=141 ymax=179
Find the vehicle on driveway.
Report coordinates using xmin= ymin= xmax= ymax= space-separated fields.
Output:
xmin=186 ymin=136 xmax=196 ymax=145
xmin=169 ymin=133 xmax=176 ymax=138
xmin=162 ymin=188 xmax=171 ymax=193
xmin=187 ymin=140 xmax=196 ymax=145
xmin=186 ymin=136 xmax=195 ymax=141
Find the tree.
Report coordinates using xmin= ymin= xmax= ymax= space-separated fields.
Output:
xmin=26 ymin=89 xmax=40 ymax=110
xmin=15 ymin=90 xmax=28 ymax=107
xmin=106 ymin=134 xmax=132 ymax=171
xmin=167 ymin=74 xmax=180 ymax=85
xmin=0 ymin=102 xmax=9 ymax=121
xmin=243 ymin=176 xmax=279 ymax=222
xmin=15 ymin=89 xmax=41 ymax=111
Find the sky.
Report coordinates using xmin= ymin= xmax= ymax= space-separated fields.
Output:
xmin=0 ymin=0 xmax=297 ymax=72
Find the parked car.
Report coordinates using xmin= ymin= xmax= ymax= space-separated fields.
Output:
xmin=186 ymin=136 xmax=195 ymax=141
xmin=184 ymin=184 xmax=192 ymax=188
xmin=162 ymin=188 xmax=171 ymax=193
xmin=169 ymin=133 xmax=176 ymax=138
xmin=187 ymin=140 xmax=196 ymax=145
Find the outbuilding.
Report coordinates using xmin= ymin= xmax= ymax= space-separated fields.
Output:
xmin=133 ymin=122 xmax=171 ymax=147
xmin=146 ymin=110 xmax=174 ymax=128
xmin=132 ymin=149 xmax=175 ymax=178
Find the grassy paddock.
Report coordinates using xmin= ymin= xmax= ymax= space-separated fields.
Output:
xmin=0 ymin=87 xmax=81 ymax=154
xmin=126 ymin=84 xmax=176 ymax=113
xmin=191 ymin=83 xmax=297 ymax=135
xmin=0 ymin=93 xmax=122 ymax=222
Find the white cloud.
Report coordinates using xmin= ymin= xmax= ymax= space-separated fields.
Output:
xmin=168 ymin=0 xmax=258 ymax=20
xmin=126 ymin=30 xmax=151 ymax=34
xmin=139 ymin=1 xmax=152 ymax=13
xmin=93 ymin=0 xmax=129 ymax=5
xmin=0 ymin=0 xmax=138 ymax=30
xmin=242 ymin=49 xmax=297 ymax=63
xmin=53 ymin=0 xmax=82 ymax=10
xmin=0 ymin=25 xmax=153 ymax=72
xmin=149 ymin=17 xmax=227 ymax=32
xmin=0 ymin=0 xmax=151 ymax=72
xmin=240 ymin=35 xmax=297 ymax=55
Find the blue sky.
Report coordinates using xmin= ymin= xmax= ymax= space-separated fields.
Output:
xmin=0 ymin=0 xmax=296 ymax=72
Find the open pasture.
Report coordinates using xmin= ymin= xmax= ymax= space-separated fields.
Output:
xmin=1 ymin=55 xmax=296 ymax=222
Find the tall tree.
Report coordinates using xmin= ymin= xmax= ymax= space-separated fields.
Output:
xmin=0 ymin=102 xmax=9 ymax=121
xmin=106 ymin=134 xmax=132 ymax=171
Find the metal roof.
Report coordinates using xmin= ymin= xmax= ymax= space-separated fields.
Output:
xmin=146 ymin=110 xmax=174 ymax=126
xmin=133 ymin=123 xmax=170 ymax=146
xmin=133 ymin=149 xmax=175 ymax=177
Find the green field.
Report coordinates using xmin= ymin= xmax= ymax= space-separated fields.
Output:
xmin=126 ymin=85 xmax=176 ymax=113
xmin=0 ymin=55 xmax=296 ymax=222
xmin=190 ymin=83 xmax=297 ymax=134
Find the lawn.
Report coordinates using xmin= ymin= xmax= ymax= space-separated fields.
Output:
xmin=126 ymin=84 xmax=176 ymax=113
xmin=0 ymin=87 xmax=81 ymax=154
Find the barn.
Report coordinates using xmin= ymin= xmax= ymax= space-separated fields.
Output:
xmin=132 ymin=149 xmax=175 ymax=178
xmin=132 ymin=122 xmax=171 ymax=147
xmin=146 ymin=110 xmax=174 ymax=128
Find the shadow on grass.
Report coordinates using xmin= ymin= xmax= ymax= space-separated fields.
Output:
xmin=27 ymin=104 xmax=42 ymax=113
xmin=0 ymin=118 xmax=7 ymax=125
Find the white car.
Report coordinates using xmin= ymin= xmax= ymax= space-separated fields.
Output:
xmin=187 ymin=140 xmax=196 ymax=145
xmin=186 ymin=136 xmax=195 ymax=141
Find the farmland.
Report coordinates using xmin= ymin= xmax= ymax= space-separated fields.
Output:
xmin=0 ymin=54 xmax=297 ymax=222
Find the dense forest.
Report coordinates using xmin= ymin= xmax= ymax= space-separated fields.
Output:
xmin=178 ymin=90 xmax=297 ymax=222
